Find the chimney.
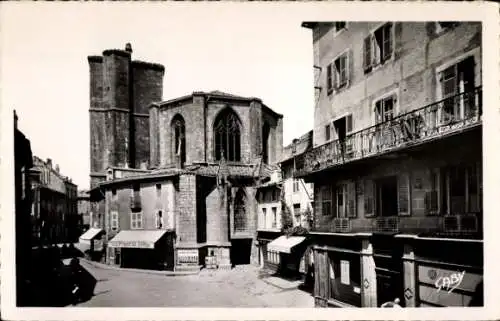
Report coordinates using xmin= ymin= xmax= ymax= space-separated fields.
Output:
xmin=46 ymin=158 xmax=52 ymax=168
xmin=55 ymin=164 xmax=60 ymax=173
xmin=125 ymin=43 xmax=132 ymax=54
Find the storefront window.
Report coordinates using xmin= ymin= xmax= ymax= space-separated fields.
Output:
xmin=328 ymin=252 xmax=362 ymax=307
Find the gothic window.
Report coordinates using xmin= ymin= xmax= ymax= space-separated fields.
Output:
xmin=171 ymin=115 xmax=186 ymax=165
xmin=234 ymin=189 xmax=247 ymax=232
xmin=214 ymin=108 xmax=241 ymax=162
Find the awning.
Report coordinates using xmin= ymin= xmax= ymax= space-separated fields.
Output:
xmin=267 ymin=235 xmax=306 ymax=254
xmin=79 ymin=228 xmax=104 ymax=241
xmin=108 ymin=230 xmax=167 ymax=249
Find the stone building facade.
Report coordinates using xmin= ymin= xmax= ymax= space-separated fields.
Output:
xmin=88 ymin=45 xmax=284 ymax=271
xmin=299 ymin=22 xmax=483 ymax=307
xmin=78 ymin=190 xmax=92 ymax=229
xmin=31 ymin=156 xmax=79 ymax=244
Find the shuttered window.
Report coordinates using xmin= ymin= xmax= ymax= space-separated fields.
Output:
xmin=322 ymin=185 xmax=333 ymax=216
xmin=336 ymin=184 xmax=346 ymax=218
xmin=363 ymin=36 xmax=372 ymax=73
xmin=398 ymin=173 xmax=411 ymax=216
xmin=425 ymin=169 xmax=440 ymax=215
xmin=375 ymin=95 xmax=395 ymax=124
xmin=347 ymin=181 xmax=357 ymax=218
xmin=326 ymin=63 xmax=334 ymax=95
xmin=364 ymin=179 xmax=375 ymax=217
xmin=364 ymin=23 xmax=394 ymax=74
xmin=325 ymin=124 xmax=331 ymax=141
xmin=346 ymin=115 xmax=353 ymax=133
xmin=334 ymin=52 xmax=349 ymax=89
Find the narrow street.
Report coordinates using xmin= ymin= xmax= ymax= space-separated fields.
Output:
xmin=76 ymin=260 xmax=314 ymax=307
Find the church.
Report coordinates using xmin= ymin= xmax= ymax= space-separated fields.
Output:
xmin=88 ymin=44 xmax=283 ymax=271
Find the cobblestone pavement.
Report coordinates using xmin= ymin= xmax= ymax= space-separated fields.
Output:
xmin=77 ymin=261 xmax=314 ymax=307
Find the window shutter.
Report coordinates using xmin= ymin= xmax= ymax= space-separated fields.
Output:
xmin=363 ymin=36 xmax=372 ymax=72
xmin=384 ymin=23 xmax=393 ymax=61
xmin=326 ymin=64 xmax=332 ymax=92
xmin=346 ymin=114 xmax=353 ymax=133
xmin=347 ymin=180 xmax=357 ymax=218
xmin=398 ymin=173 xmax=411 ymax=216
xmin=372 ymin=34 xmax=380 ymax=66
xmin=375 ymin=100 xmax=382 ymax=124
xmin=346 ymin=50 xmax=351 ymax=84
xmin=364 ymin=179 xmax=375 ymax=217
xmin=425 ymin=191 xmax=439 ymax=215
xmin=333 ymin=59 xmax=339 ymax=89
xmin=330 ymin=185 xmax=337 ymax=218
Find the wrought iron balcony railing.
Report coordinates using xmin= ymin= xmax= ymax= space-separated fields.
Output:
xmin=296 ymin=87 xmax=482 ymax=176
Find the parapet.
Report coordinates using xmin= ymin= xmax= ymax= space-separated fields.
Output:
xmin=102 ymin=49 xmax=131 ymax=58
xmin=132 ymin=60 xmax=165 ymax=73
xmin=88 ymin=55 xmax=103 ymax=63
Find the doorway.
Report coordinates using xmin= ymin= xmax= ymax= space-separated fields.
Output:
xmin=230 ymin=239 xmax=252 ymax=266
xmin=376 ymin=176 xmax=398 ymax=217
xmin=373 ymin=235 xmax=405 ymax=307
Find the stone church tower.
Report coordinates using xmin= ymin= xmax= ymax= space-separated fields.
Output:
xmin=88 ymin=43 xmax=165 ymax=188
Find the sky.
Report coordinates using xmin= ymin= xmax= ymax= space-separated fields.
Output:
xmin=1 ymin=3 xmax=315 ymax=190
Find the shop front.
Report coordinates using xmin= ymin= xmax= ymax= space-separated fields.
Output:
xmin=257 ymin=230 xmax=281 ymax=272
xmin=267 ymin=234 xmax=309 ymax=279
xmin=79 ymin=228 xmax=105 ymax=261
xmin=312 ymin=233 xmax=377 ymax=308
xmin=108 ymin=229 xmax=175 ymax=271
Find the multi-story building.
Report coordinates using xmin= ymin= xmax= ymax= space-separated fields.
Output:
xmin=299 ymin=22 xmax=483 ymax=307
xmin=31 ymin=156 xmax=79 ymax=244
xmin=88 ymin=44 xmax=284 ymax=271
xmin=77 ymin=190 xmax=92 ymax=230
xmin=255 ymin=132 xmax=314 ymax=278
xmin=281 ymin=131 xmax=315 ymax=229
xmin=14 ymin=111 xmax=35 ymax=306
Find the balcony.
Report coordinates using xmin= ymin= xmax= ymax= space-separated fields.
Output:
xmin=296 ymin=87 xmax=482 ymax=177
xmin=313 ymin=213 xmax=482 ymax=238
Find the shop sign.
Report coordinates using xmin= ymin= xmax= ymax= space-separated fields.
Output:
xmin=110 ymin=240 xmax=153 ymax=249
xmin=178 ymin=249 xmax=199 ymax=264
